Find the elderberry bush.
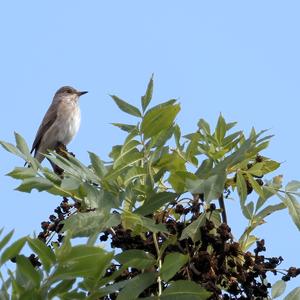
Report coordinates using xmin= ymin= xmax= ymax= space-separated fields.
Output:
xmin=1 ymin=77 xmax=300 ymax=299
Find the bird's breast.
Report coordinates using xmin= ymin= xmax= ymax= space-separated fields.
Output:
xmin=57 ymin=103 xmax=81 ymax=145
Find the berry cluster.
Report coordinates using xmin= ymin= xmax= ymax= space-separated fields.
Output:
xmin=100 ymin=195 xmax=300 ymax=300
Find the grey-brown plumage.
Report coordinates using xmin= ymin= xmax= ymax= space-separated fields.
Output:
xmin=30 ymin=86 xmax=88 ymax=162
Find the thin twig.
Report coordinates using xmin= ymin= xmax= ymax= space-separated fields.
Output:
xmin=218 ymin=194 xmax=227 ymax=224
xmin=153 ymin=233 xmax=162 ymax=296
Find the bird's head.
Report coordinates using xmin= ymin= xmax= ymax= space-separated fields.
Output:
xmin=54 ymin=86 xmax=88 ymax=102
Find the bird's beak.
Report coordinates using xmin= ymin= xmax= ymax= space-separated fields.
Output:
xmin=78 ymin=91 xmax=88 ymax=96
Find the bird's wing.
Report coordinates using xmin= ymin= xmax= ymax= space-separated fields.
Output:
xmin=30 ymin=103 xmax=58 ymax=155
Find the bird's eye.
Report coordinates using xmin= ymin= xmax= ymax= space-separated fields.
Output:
xmin=66 ymin=89 xmax=72 ymax=94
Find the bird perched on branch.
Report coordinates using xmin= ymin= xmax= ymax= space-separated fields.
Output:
xmin=30 ymin=86 xmax=88 ymax=163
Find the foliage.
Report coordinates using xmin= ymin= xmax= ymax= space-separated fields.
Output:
xmin=1 ymin=77 xmax=300 ymax=299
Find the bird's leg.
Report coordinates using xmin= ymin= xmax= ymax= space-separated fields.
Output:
xmin=48 ymin=142 xmax=68 ymax=176
xmin=55 ymin=142 xmax=68 ymax=159
xmin=55 ymin=142 xmax=75 ymax=158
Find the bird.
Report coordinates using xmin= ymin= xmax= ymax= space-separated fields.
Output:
xmin=30 ymin=86 xmax=88 ymax=163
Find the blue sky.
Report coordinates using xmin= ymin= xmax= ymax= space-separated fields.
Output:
xmin=1 ymin=0 xmax=300 ymax=294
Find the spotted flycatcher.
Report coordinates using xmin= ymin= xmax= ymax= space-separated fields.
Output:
xmin=30 ymin=86 xmax=88 ymax=163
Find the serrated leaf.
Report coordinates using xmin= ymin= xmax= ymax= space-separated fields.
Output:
xmin=116 ymin=272 xmax=157 ymax=300
xmin=272 ymin=280 xmax=286 ymax=298
xmin=110 ymin=95 xmax=141 ymax=117
xmin=6 ymin=167 xmax=37 ymax=179
xmin=63 ymin=211 xmax=121 ymax=238
xmin=161 ymin=280 xmax=212 ymax=300
xmin=15 ymin=177 xmax=53 ymax=193
xmin=141 ymin=74 xmax=154 ymax=112
xmin=161 ymin=252 xmax=188 ymax=282
xmin=141 ymin=103 xmax=180 ymax=139
xmin=134 ymin=192 xmax=177 ymax=216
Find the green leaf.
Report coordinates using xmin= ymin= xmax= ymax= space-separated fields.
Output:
xmin=262 ymin=160 xmax=280 ymax=174
xmin=110 ymin=95 xmax=141 ymax=117
xmin=286 ymin=180 xmax=300 ymax=192
xmin=89 ymin=279 xmax=130 ymax=299
xmin=236 ymin=172 xmax=247 ymax=206
xmin=141 ymin=103 xmax=180 ymax=139
xmin=244 ymin=201 xmax=254 ymax=219
xmin=134 ymin=192 xmax=177 ymax=216
xmin=124 ymin=166 xmax=146 ymax=186
xmin=88 ymin=152 xmax=107 ymax=178
xmin=284 ymin=287 xmax=300 ymax=300
xmin=0 ymin=140 xmax=24 ymax=158
xmin=113 ymin=148 xmax=142 ymax=169
xmin=198 ymin=118 xmax=211 ymax=135
xmin=122 ymin=212 xmax=167 ymax=234
xmin=240 ymin=235 xmax=258 ymax=251
xmin=6 ymin=167 xmax=37 ymax=179
xmin=115 ymin=250 xmax=156 ymax=269
xmin=48 ymin=279 xmax=76 ymax=298
xmin=61 ymin=177 xmax=81 ymax=191
xmin=52 ymin=246 xmax=113 ymax=281
xmin=255 ymin=203 xmax=286 ymax=220
xmin=247 ymin=174 xmax=265 ymax=199
xmin=27 ymin=238 xmax=56 ymax=273
xmin=16 ymin=255 xmax=41 ymax=288
xmin=141 ymin=74 xmax=154 ymax=112
xmin=116 ymin=272 xmax=157 ymax=300
xmin=271 ymin=280 xmax=286 ymax=298
xmin=160 ymin=280 xmax=211 ymax=300
xmin=111 ymin=123 xmax=137 ymax=132
xmin=278 ymin=193 xmax=300 ymax=230
xmin=215 ymin=114 xmax=226 ymax=144
xmin=195 ymin=158 xmax=213 ymax=178
xmin=0 ymin=230 xmax=14 ymax=252
xmin=146 ymin=99 xmax=177 ymax=114
xmin=1 ymin=237 xmax=26 ymax=265
xmin=186 ymin=169 xmax=226 ymax=202
xmin=15 ymin=177 xmax=53 ymax=193
xmin=63 ymin=211 xmax=121 ymax=238
xmin=161 ymin=253 xmax=188 ymax=282
xmin=14 ymin=132 xmax=30 ymax=157
xmin=180 ymin=214 xmax=206 ymax=242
